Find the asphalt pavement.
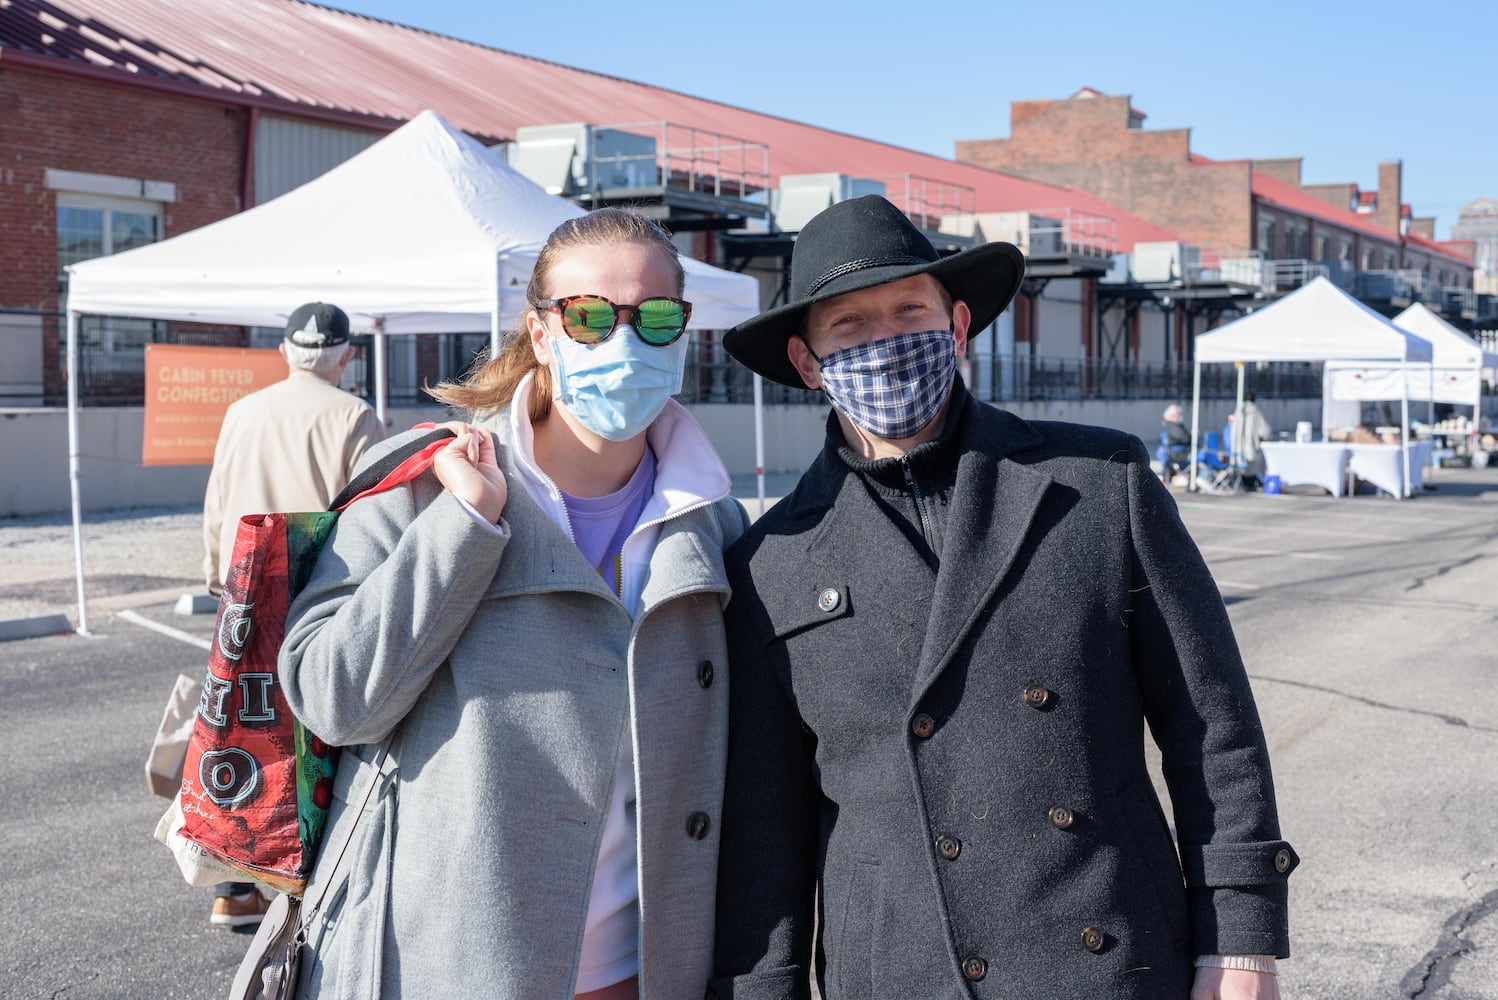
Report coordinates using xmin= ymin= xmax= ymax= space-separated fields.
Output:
xmin=3 ymin=468 xmax=1498 ymax=998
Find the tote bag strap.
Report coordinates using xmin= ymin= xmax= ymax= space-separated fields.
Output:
xmin=296 ymin=735 xmax=393 ymax=936
xmin=329 ymin=425 xmax=457 ymax=511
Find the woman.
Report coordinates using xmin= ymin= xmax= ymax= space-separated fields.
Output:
xmin=280 ymin=209 xmax=749 ymax=999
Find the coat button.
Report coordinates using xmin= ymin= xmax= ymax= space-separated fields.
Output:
xmin=961 ymin=956 xmax=987 ymax=981
xmin=935 ymin=834 xmax=961 ymax=860
xmin=1274 ymin=848 xmax=1292 ymax=873
xmin=1023 ymin=684 xmax=1052 ymax=708
xmin=696 ymin=659 xmax=714 ymax=689
xmin=817 ymin=587 xmax=841 ymax=612
xmin=1049 ymin=805 xmax=1074 ymax=829
xmin=1081 ymin=926 xmax=1105 ymax=952
xmin=686 ymin=811 xmax=711 ymax=840
xmin=910 ymin=713 xmax=935 ymax=739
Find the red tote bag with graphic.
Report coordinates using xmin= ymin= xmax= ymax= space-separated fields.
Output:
xmin=176 ymin=427 xmax=453 ymax=893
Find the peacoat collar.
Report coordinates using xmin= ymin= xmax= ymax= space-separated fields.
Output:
xmin=766 ymin=385 xmax=1058 ymax=700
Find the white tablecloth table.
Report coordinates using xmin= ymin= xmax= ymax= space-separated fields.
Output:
xmin=1347 ymin=442 xmax=1430 ymax=498
xmin=1261 ymin=442 xmax=1350 ymax=497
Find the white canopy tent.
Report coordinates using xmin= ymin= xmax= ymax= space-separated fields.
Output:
xmin=1321 ymin=302 xmax=1498 ymax=432
xmin=1189 ymin=276 xmax=1432 ymax=494
xmin=61 ymin=110 xmax=762 ymax=633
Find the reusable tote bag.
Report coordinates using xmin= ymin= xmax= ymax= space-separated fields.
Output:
xmin=164 ymin=427 xmax=454 ymax=894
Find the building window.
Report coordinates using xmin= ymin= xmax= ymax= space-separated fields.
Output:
xmin=57 ymin=193 xmax=163 ymax=352
xmin=1340 ymin=238 xmax=1354 ymax=263
xmin=1258 ymin=218 xmax=1277 ymax=257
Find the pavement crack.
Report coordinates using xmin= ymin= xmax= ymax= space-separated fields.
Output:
xmin=1405 ymin=552 xmax=1485 ymax=593
xmin=1401 ymin=882 xmax=1498 ymax=996
xmin=1251 ymin=675 xmax=1498 ymax=734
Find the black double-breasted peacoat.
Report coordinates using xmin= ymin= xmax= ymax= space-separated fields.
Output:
xmin=710 ymin=393 xmax=1297 ymax=1000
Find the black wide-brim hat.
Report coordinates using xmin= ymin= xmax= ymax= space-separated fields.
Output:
xmin=723 ymin=194 xmax=1026 ymax=388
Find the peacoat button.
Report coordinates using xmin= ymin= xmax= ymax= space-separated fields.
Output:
xmin=910 ymin=713 xmax=936 ymax=739
xmin=697 ymin=659 xmax=714 ymax=689
xmin=817 ymin=587 xmax=841 ymax=612
xmin=1081 ymin=926 xmax=1105 ymax=952
xmin=1274 ymin=848 xmax=1292 ymax=873
xmin=1049 ymin=805 xmax=1075 ymax=829
xmin=961 ymin=956 xmax=987 ymax=981
xmin=935 ymin=834 xmax=961 ymax=860
xmin=686 ymin=811 xmax=711 ymax=840
xmin=1023 ymin=684 xmax=1052 ymax=708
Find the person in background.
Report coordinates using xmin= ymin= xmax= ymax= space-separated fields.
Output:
xmin=710 ymin=195 xmax=1296 ymax=1000
xmin=281 ymin=209 xmax=749 ymax=999
xmin=1232 ymin=391 xmax=1274 ymax=489
xmin=199 ymin=300 xmax=384 ymax=928
xmin=1162 ymin=402 xmax=1192 ymax=482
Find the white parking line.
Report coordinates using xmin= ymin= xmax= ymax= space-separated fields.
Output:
xmin=1198 ymin=545 xmax=1344 ymax=561
xmin=117 ymin=609 xmax=212 ymax=651
xmin=1213 ymin=580 xmax=1263 ymax=590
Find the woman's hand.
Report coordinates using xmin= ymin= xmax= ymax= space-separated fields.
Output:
xmin=431 ymin=421 xmax=507 ymax=523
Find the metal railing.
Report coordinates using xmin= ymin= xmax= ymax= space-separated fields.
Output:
xmin=589 ymin=121 xmax=771 ymax=203
xmin=1026 ymin=208 xmax=1119 ymax=258
xmin=864 ymin=173 xmax=977 ymax=240
xmin=1356 ymin=269 xmax=1426 ymax=301
xmin=0 ymin=318 xmax=1359 ymax=409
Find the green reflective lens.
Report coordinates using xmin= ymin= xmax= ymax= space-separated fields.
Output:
xmin=635 ymin=298 xmax=687 ymax=345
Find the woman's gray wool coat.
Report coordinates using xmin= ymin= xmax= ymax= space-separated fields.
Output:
xmin=280 ymin=423 xmax=748 ymax=999
xmin=710 ymin=397 xmax=1298 ymax=1000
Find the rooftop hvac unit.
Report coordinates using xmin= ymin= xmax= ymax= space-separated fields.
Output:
xmin=773 ymin=173 xmax=885 ymax=232
xmin=1132 ymin=242 xmax=1184 ymax=283
xmin=507 ymin=123 xmax=658 ymax=196
xmin=1218 ymin=256 xmax=1264 ymax=287
xmin=969 ymin=212 xmax=1064 ymax=256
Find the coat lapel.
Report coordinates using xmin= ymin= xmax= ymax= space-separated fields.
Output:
xmin=911 ymin=404 xmax=1053 ymax=698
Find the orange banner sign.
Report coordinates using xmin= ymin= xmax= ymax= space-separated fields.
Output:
xmin=142 ymin=344 xmax=285 ymax=466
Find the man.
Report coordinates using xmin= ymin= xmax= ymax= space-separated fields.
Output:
xmin=200 ymin=301 xmax=384 ymax=926
xmin=709 ymin=196 xmax=1296 ymax=1000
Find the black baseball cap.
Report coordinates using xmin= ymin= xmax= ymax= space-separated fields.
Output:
xmin=284 ymin=302 xmax=350 ymax=348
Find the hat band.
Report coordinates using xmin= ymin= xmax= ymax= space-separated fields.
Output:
xmin=805 ymin=255 xmax=932 ymax=297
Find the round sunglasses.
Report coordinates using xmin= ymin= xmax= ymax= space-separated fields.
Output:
xmin=536 ymin=294 xmax=693 ymax=346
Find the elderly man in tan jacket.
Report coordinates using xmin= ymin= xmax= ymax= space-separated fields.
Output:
xmin=203 ymin=301 xmax=385 ymax=596
xmin=199 ymin=301 xmax=384 ymax=926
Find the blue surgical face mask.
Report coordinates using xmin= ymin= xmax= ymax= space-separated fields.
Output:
xmin=549 ymin=324 xmax=687 ymax=442
xmin=811 ymin=328 xmax=957 ymax=440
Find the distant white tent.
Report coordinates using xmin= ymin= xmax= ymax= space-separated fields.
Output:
xmin=61 ymin=110 xmax=762 ymax=633
xmin=1189 ymin=276 xmax=1432 ymax=493
xmin=1322 ymin=302 xmax=1498 ymax=430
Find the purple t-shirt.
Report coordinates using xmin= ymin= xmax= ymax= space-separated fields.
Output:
xmin=560 ymin=445 xmax=657 ymax=595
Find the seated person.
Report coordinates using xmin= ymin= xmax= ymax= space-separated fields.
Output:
xmin=1161 ymin=403 xmax=1192 ymax=481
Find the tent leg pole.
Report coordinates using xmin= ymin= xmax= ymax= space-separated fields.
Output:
xmin=753 ymin=374 xmax=765 ymax=517
xmin=1189 ymin=362 xmax=1202 ymax=491
xmin=66 ymin=309 xmax=91 ymax=636
xmin=373 ymin=324 xmax=388 ymax=428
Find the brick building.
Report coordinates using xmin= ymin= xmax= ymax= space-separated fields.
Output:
xmin=956 ymin=87 xmax=1476 ymax=314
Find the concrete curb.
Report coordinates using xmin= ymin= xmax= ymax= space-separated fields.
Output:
xmin=0 ymin=613 xmax=73 ymax=642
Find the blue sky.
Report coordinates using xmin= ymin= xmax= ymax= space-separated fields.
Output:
xmin=333 ymin=0 xmax=1492 ymax=240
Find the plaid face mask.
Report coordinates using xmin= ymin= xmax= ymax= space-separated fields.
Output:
xmin=813 ymin=328 xmax=957 ymax=440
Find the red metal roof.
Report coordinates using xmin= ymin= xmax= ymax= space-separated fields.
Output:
xmin=1405 ymin=229 xmax=1473 ymax=263
xmin=1250 ymin=172 xmax=1471 ymax=265
xmin=0 ymin=0 xmax=1184 ymax=249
